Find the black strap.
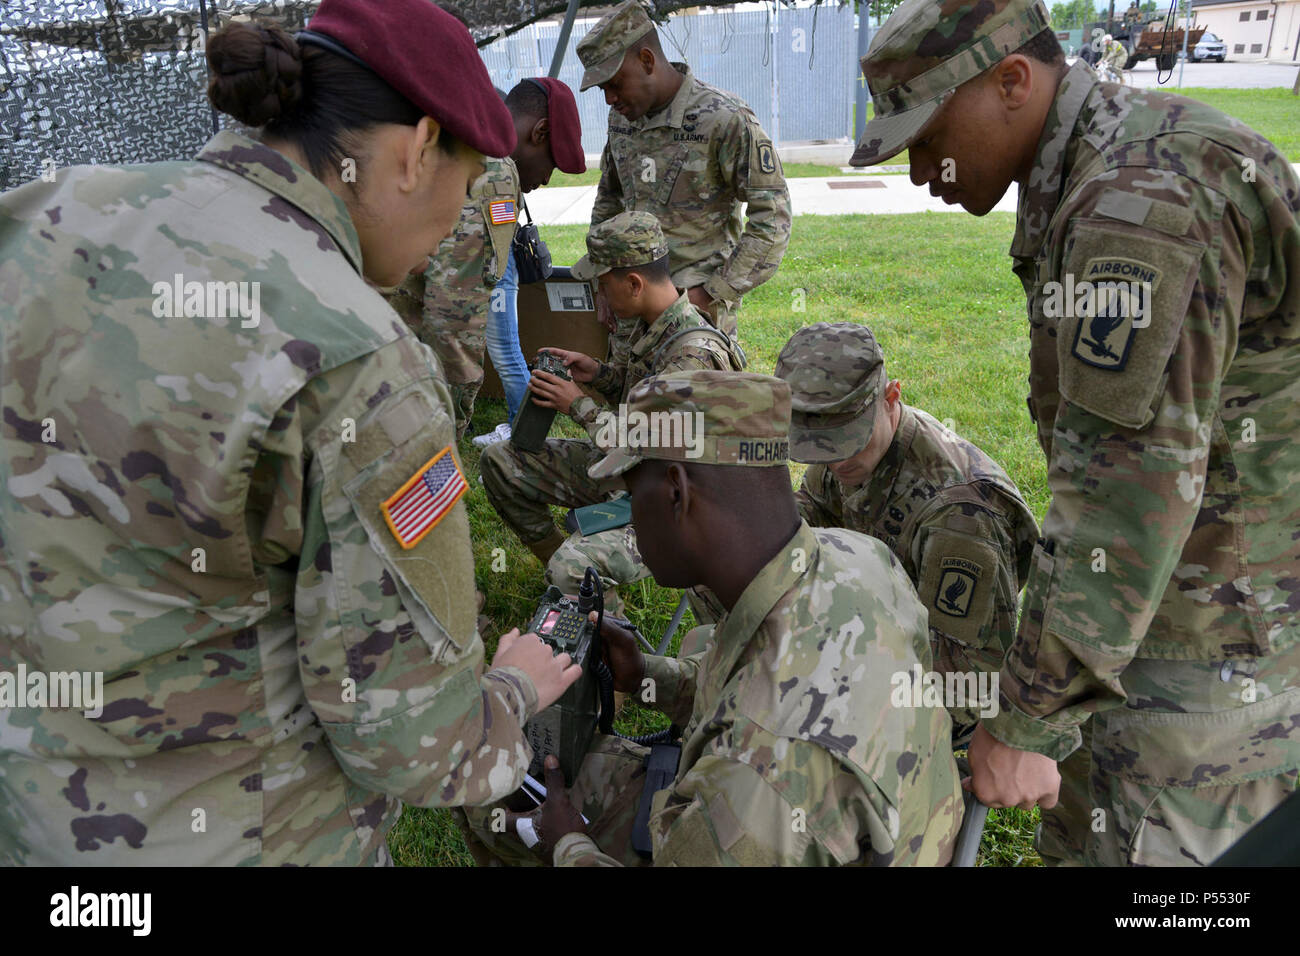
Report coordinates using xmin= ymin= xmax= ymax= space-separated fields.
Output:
xmin=295 ymin=30 xmax=374 ymax=73
xmin=524 ymin=77 xmax=551 ymax=101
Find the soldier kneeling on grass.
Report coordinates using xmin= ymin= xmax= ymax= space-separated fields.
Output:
xmin=776 ymin=323 xmax=1039 ymax=747
xmin=463 ymin=370 xmax=964 ymax=866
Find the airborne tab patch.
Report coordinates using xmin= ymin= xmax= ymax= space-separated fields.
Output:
xmin=934 ymin=557 xmax=981 ymax=618
xmin=381 ymin=446 xmax=467 ymax=549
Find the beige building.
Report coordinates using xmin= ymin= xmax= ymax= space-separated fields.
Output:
xmin=1190 ymin=0 xmax=1300 ymax=60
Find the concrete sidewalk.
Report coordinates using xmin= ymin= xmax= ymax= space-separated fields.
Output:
xmin=530 ymin=163 xmax=1300 ymax=227
xmin=528 ymin=172 xmax=1017 ymax=226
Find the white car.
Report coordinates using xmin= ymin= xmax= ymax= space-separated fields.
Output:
xmin=1192 ymin=32 xmax=1227 ymax=62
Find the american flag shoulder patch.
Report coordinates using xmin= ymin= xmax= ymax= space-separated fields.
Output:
xmin=489 ymin=199 xmax=517 ymax=225
xmin=381 ymin=446 xmax=468 ymax=549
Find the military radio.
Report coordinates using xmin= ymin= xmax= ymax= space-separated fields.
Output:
xmin=510 ymin=350 xmax=570 ymax=453
xmin=511 ymin=570 xmax=685 ymax=856
xmin=521 ymin=581 xmax=602 ymax=785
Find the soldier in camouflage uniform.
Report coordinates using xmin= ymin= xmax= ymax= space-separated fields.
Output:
xmin=385 ymin=155 xmax=520 ymax=438
xmin=0 ymin=4 xmax=579 ymax=866
xmin=468 ymin=371 xmax=964 ymax=866
xmin=386 ymin=79 xmax=586 ymax=439
xmin=776 ymin=323 xmax=1039 ymax=746
xmin=577 ymin=0 xmax=791 ymax=340
xmin=854 ymin=0 xmax=1300 ymax=865
xmin=479 ymin=212 xmax=745 ymax=566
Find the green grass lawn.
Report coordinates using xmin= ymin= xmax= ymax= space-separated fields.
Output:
xmin=391 ymin=87 xmax=1298 ymax=866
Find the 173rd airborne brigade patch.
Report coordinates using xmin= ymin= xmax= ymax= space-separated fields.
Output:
xmin=382 ymin=446 xmax=468 ymax=549
xmin=935 ymin=556 xmax=981 ymax=619
xmin=1068 ymin=257 xmax=1163 ymax=371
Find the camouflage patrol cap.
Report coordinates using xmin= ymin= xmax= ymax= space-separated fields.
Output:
xmin=775 ymin=323 xmax=886 ymax=464
xmin=848 ymin=0 xmax=1052 ymax=167
xmin=571 ymin=211 xmax=669 ymax=281
xmin=589 ymin=370 xmax=792 ymax=479
xmin=576 ymin=0 xmax=657 ymax=92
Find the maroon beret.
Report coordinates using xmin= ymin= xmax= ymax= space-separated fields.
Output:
xmin=532 ymin=77 xmax=586 ymax=175
xmin=303 ymin=0 xmax=516 ymax=158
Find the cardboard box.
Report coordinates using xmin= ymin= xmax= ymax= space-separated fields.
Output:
xmin=481 ymin=267 xmax=610 ymax=399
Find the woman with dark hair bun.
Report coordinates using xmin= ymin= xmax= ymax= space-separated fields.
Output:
xmin=0 ymin=0 xmax=579 ymax=866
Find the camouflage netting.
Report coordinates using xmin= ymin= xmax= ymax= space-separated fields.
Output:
xmin=0 ymin=0 xmax=843 ymax=190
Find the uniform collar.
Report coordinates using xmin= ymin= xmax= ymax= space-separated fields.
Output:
xmin=637 ymin=63 xmax=695 ymax=132
xmin=843 ymin=403 xmax=916 ymax=513
xmin=196 ymin=130 xmax=364 ymax=274
xmin=700 ymin=521 xmax=817 ymax=701
xmin=1009 ymin=60 xmax=1096 ymax=264
xmin=630 ymin=289 xmax=698 ymax=360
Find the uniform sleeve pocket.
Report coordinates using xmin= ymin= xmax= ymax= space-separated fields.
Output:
xmin=480 ymin=178 xmax=518 ymax=284
xmin=330 ymin=384 xmax=477 ymax=663
xmin=917 ymin=528 xmax=1004 ymax=650
xmin=1055 ymin=222 xmax=1203 ymax=430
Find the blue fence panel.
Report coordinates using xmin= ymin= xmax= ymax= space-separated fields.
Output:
xmin=479 ymin=4 xmax=859 ymax=155
xmin=776 ymin=3 xmax=856 ymax=142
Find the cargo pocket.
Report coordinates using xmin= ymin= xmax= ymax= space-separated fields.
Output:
xmin=648 ymin=792 xmax=720 ymax=866
xmin=650 ymin=787 xmax=792 ymax=867
xmin=1091 ymin=688 xmax=1300 ymax=865
xmin=657 ymin=146 xmax=691 ymax=207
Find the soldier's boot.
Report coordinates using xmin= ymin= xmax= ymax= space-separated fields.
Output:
xmin=475 ymin=589 xmax=493 ymax=637
xmin=449 ymin=379 xmax=483 ymax=442
xmin=526 ymin=528 xmax=567 ymax=566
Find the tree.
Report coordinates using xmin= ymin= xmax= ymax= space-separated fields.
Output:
xmin=1050 ymin=0 xmax=1107 ymax=29
xmin=867 ymin=0 xmax=905 ymax=25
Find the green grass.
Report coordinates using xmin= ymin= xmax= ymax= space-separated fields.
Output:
xmin=1172 ymin=87 xmax=1300 ymax=160
xmin=544 ymin=167 xmax=602 ymax=188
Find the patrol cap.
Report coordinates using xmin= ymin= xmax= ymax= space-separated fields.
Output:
xmin=301 ymin=0 xmax=516 ymax=158
xmin=576 ymin=0 xmax=657 ymax=92
xmin=527 ymin=77 xmax=587 ymax=174
xmin=571 ymin=211 xmax=669 ymax=281
xmin=848 ymin=0 xmax=1051 ymax=167
xmin=588 ymin=370 xmax=792 ymax=479
xmin=775 ymin=323 xmax=886 ymax=464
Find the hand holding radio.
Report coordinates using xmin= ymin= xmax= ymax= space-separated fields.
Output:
xmin=527 ymin=366 xmax=584 ymax=415
xmin=590 ymin=612 xmax=646 ymax=694
xmin=537 ymin=347 xmax=599 ymax=383
xmin=491 ymin=628 xmax=583 ymax=713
